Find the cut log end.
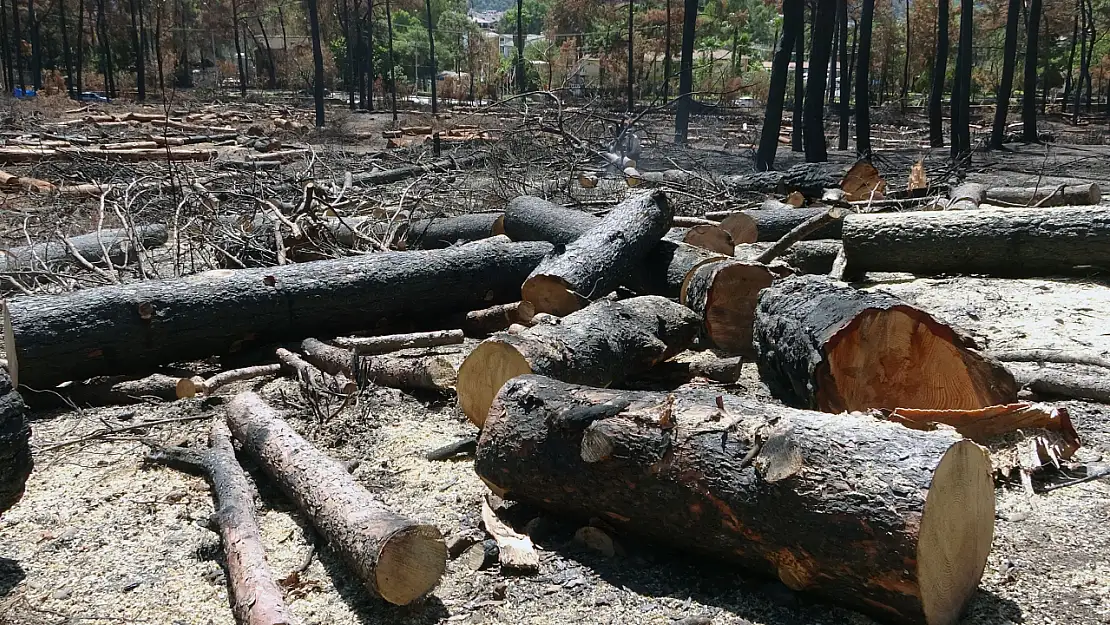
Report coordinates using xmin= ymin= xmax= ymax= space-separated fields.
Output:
xmin=680 ymin=225 xmax=735 ymax=254
xmin=682 ymin=260 xmax=777 ymax=355
xmin=918 ymin=439 xmax=995 ymax=625
xmin=457 ymin=341 xmax=533 ymax=427
xmin=176 ymin=376 xmax=205 ymax=399
xmin=521 ymin=274 xmax=585 ymax=317
xmin=375 ymin=524 xmax=449 ymax=605
xmin=718 ymin=213 xmax=759 ymax=244
xmin=819 ymin=306 xmax=1007 ymax=413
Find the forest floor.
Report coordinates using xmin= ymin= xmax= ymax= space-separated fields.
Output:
xmin=0 ymin=94 xmax=1108 ymax=625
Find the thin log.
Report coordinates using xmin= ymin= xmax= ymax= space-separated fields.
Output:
xmin=4 ymin=238 xmax=551 ymax=389
xmin=425 ymin=436 xmax=477 ymax=461
xmin=991 ymin=349 xmax=1110 ymax=369
xmin=475 ymin=375 xmax=996 ymax=625
xmin=735 ymin=240 xmax=843 ymax=274
xmin=754 ymin=275 xmax=1018 ymax=412
xmin=522 ymin=191 xmax=673 ymax=316
xmin=145 ymin=419 xmax=296 ymax=625
xmin=24 ymin=373 xmax=183 ymax=408
xmin=738 ymin=207 xmax=845 ymax=241
xmin=1 ymin=225 xmax=167 ymax=272
xmin=754 ymin=206 xmax=847 ymax=265
xmin=176 ymin=364 xmax=283 ymax=399
xmin=226 ymin=392 xmax=447 ymax=605
xmin=457 ymin=296 xmax=699 ymax=426
xmin=1013 ymin=368 xmax=1110 ymax=403
xmin=840 ymin=206 xmax=1110 ymax=277
xmin=0 ymin=368 xmax=30 ymax=514
xmin=947 ymin=183 xmax=986 ymax=210
xmin=403 ymin=213 xmax=504 ymax=249
xmin=332 ymin=329 xmax=465 ymax=355
xmin=984 ymin=182 xmax=1100 ymax=207
xmin=455 ymin=302 xmax=536 ymax=338
xmin=277 ymin=348 xmax=356 ymax=395
xmin=301 ymin=338 xmax=455 ymax=392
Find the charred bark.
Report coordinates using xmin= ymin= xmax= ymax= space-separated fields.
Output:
xmin=0 ymin=368 xmax=30 ymax=515
xmin=756 ymin=0 xmax=804 ymax=169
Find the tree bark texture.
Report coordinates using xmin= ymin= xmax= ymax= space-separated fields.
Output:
xmin=928 ymin=0 xmax=949 ymax=147
xmin=4 ymin=238 xmax=553 ymax=389
xmin=673 ymin=0 xmax=698 ymax=143
xmin=753 ymin=275 xmax=1018 ymax=413
xmin=1022 ymin=0 xmax=1042 ymax=140
xmin=457 ymin=296 xmax=699 ymax=426
xmin=803 ymin=0 xmax=836 ymax=162
xmin=404 ymin=213 xmax=504 ymax=249
xmin=475 ymin=375 xmax=996 ymax=625
xmin=227 ymin=392 xmax=446 ymax=605
xmin=332 ymin=329 xmax=465 ymax=355
xmin=837 ymin=0 xmax=850 ymax=150
xmin=989 ymin=0 xmax=1021 ymax=149
xmin=950 ymin=0 xmax=973 ymax=158
xmin=738 ymin=207 xmax=845 ymax=241
xmin=792 ymin=9 xmax=806 ymax=153
xmin=146 ymin=419 xmax=295 ymax=625
xmin=719 ymin=163 xmax=842 ymax=197
xmin=735 ymin=240 xmax=843 ymax=274
xmin=1 ymin=225 xmax=167 ymax=272
xmin=0 ymin=367 xmax=30 ymax=515
xmin=521 ymin=191 xmax=672 ymax=316
xmin=983 ymin=183 xmax=1100 ymax=207
xmin=855 ymin=0 xmax=875 ymax=155
xmin=757 ymin=0 xmax=804 ymax=169
xmin=840 ymin=206 xmax=1110 ymax=277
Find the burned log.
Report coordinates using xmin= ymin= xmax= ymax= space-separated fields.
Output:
xmin=681 ymin=260 xmax=782 ymax=356
xmin=457 ymin=296 xmax=699 ymax=426
xmin=403 ymin=213 xmax=505 ymax=249
xmin=227 ymin=392 xmax=447 ymax=605
xmin=984 ymin=182 xmax=1100 ymax=207
xmin=663 ymin=226 xmax=735 ymax=255
xmin=1 ymin=225 xmax=168 ymax=271
xmin=24 ymin=373 xmax=183 ymax=408
xmin=734 ymin=207 xmax=845 ymax=241
xmin=522 ymin=191 xmax=673 ymax=316
xmin=475 ymin=375 xmax=996 ymax=625
xmin=735 ymin=240 xmax=843 ymax=275
xmin=454 ymin=302 xmax=536 ymax=338
xmin=301 ymin=338 xmax=455 ymax=392
xmin=946 ymin=183 xmax=985 ymax=210
xmin=753 ymin=275 xmax=1018 ymax=412
xmin=0 ymin=368 xmax=30 ymax=514
xmin=146 ymin=419 xmax=296 ymax=625
xmin=4 ymin=238 xmax=552 ymax=389
xmin=717 ymin=163 xmax=843 ymax=197
xmin=840 ymin=206 xmax=1110 ymax=277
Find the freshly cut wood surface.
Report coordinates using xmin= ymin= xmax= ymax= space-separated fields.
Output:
xmin=457 ymin=296 xmax=699 ymax=426
xmin=681 ymin=259 xmax=780 ymax=356
xmin=227 ymin=392 xmax=447 ymax=605
xmin=476 ymin=375 xmax=996 ymax=625
xmin=753 ymin=275 xmax=1018 ymax=412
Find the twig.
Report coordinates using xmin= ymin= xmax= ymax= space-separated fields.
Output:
xmin=755 ymin=206 xmax=848 ymax=265
xmin=38 ymin=414 xmax=210 ymax=453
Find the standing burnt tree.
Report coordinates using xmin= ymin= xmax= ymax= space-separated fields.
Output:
xmin=837 ymin=0 xmax=849 ymax=150
xmin=674 ymin=0 xmax=698 ymax=143
xmin=989 ymin=0 xmax=1021 ymax=149
xmin=854 ymin=0 xmax=875 ymax=155
xmin=950 ymin=0 xmax=972 ymax=158
xmin=1022 ymin=0 xmax=1041 ymax=140
xmin=128 ymin=0 xmax=145 ymax=100
xmin=791 ymin=10 xmax=805 ymax=152
xmin=804 ymin=0 xmax=837 ymax=161
xmin=928 ymin=0 xmax=949 ymax=147
xmin=307 ymin=0 xmax=326 ymax=127
xmin=756 ymin=0 xmax=804 ymax=169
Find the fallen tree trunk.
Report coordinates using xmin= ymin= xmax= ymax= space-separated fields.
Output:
xmin=734 ymin=240 xmax=843 ymax=274
xmin=681 ymin=260 xmax=781 ymax=356
xmin=475 ymin=375 xmax=996 ymax=625
xmin=176 ymin=364 xmax=283 ymax=398
xmin=146 ymin=419 xmax=296 ymax=625
xmin=753 ymin=275 xmax=1018 ymax=412
xmin=947 ymin=183 xmax=986 ymax=210
xmin=403 ymin=213 xmax=505 ymax=249
xmin=663 ymin=226 xmax=735 ymax=255
xmin=840 ymin=206 xmax=1110 ymax=277
xmin=717 ymin=163 xmax=843 ymax=197
xmin=0 ymin=368 xmax=30 ymax=514
xmin=227 ymin=392 xmax=447 ymax=605
xmin=352 ymin=153 xmax=487 ymax=186
xmin=4 ymin=238 xmax=553 ymax=389
xmin=522 ymin=191 xmax=673 ymax=316
xmin=300 ymin=338 xmax=455 ymax=391
xmin=984 ymin=182 xmax=1100 ymax=207
xmin=24 ymin=373 xmax=183 ymax=408
xmin=735 ymin=207 xmax=845 ymax=241
xmin=1 ymin=225 xmax=168 ymax=271
xmin=457 ymin=296 xmax=699 ymax=426
xmin=1013 ymin=368 xmax=1110 ymax=403
xmin=453 ymin=302 xmax=536 ymax=338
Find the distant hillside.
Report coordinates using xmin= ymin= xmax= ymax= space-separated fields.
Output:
xmin=469 ymin=0 xmax=513 ymax=11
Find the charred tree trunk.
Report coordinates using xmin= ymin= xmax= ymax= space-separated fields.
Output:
xmin=674 ymin=0 xmax=698 ymax=143
xmin=0 ymin=224 xmax=167 ymax=273
xmin=626 ymin=0 xmax=634 ymax=112
xmin=735 ymin=239 xmax=844 ymax=274
xmin=662 ymin=0 xmax=672 ymax=100
xmin=928 ymin=0 xmax=949 ymax=147
xmin=76 ymin=0 xmax=84 ymax=92
xmin=827 ymin=19 xmax=838 ymax=106
xmin=855 ymin=0 xmax=875 ymax=155
xmin=404 ymin=213 xmax=504 ymax=249
xmin=457 ymin=296 xmax=698 ymax=426
xmin=989 ymin=0 xmax=1021 ymax=149
xmin=128 ymin=0 xmax=144 ymax=100
xmin=900 ymin=0 xmax=910 ymax=109
xmin=791 ymin=11 xmax=806 ymax=153
xmin=756 ymin=0 xmax=803 ymax=169
xmin=983 ymin=182 xmax=1099 ymax=206
xmin=227 ymin=392 xmax=447 ymax=605
xmin=0 ymin=368 xmax=30 ymax=515
xmin=27 ymin=0 xmax=39 ymax=89
xmin=0 ymin=0 xmax=11 ymax=93
xmin=754 ymin=275 xmax=1018 ymax=412
xmin=840 ymin=206 xmax=1110 ymax=278
xmin=950 ymin=0 xmax=973 ymax=159
xmin=59 ymin=0 xmax=75 ymax=97
xmin=1022 ymin=0 xmax=1042 ymax=140
xmin=837 ymin=0 xmax=849 ymax=149
xmin=385 ymin=0 xmax=397 ymax=121
xmin=803 ymin=0 xmax=836 ymax=162
xmin=3 ymin=238 xmax=553 ymax=389
xmin=475 ymin=375 xmax=996 ymax=625
xmin=146 ymin=419 xmax=296 ymax=625
xmin=1063 ymin=13 xmax=1078 ymax=108
xmin=306 ymin=0 xmax=326 ymax=127
xmin=257 ymin=18 xmax=277 ymax=89
xmin=11 ymin=0 xmax=24 ymax=91
xmin=424 ymin=0 xmax=437 ymax=116
xmin=521 ymin=191 xmax=672 ymax=316
xmin=231 ymin=0 xmax=246 ymax=98
xmin=739 ymin=206 xmax=845 ymax=240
